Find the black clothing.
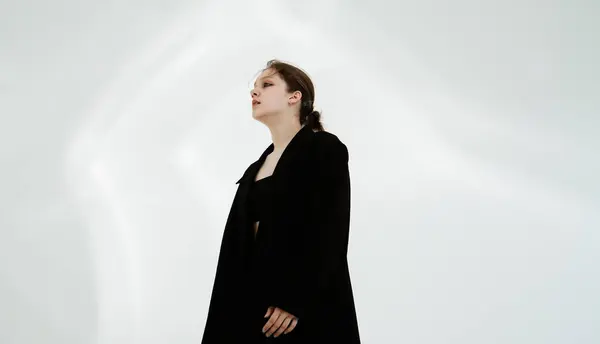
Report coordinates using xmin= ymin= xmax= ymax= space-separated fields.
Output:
xmin=248 ymin=175 xmax=273 ymax=223
xmin=201 ymin=125 xmax=361 ymax=344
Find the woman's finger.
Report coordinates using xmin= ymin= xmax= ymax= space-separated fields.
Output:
xmin=265 ymin=311 xmax=287 ymax=337
xmin=264 ymin=306 xmax=274 ymax=318
xmin=273 ymin=316 xmax=292 ymax=338
xmin=262 ymin=308 xmax=281 ymax=334
xmin=284 ymin=318 xmax=298 ymax=334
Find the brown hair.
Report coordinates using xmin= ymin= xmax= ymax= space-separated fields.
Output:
xmin=259 ymin=59 xmax=325 ymax=132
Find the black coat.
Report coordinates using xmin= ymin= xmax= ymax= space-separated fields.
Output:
xmin=201 ymin=125 xmax=361 ymax=343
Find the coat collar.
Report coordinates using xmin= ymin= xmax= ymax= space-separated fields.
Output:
xmin=235 ymin=124 xmax=315 ymax=184
xmin=232 ymin=124 xmax=315 ymax=257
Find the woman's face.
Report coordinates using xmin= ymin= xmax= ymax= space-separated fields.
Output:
xmin=250 ymin=69 xmax=298 ymax=120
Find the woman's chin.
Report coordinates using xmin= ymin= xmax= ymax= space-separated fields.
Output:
xmin=252 ymin=111 xmax=265 ymax=119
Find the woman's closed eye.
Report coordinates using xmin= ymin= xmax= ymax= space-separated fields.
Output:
xmin=250 ymin=83 xmax=272 ymax=95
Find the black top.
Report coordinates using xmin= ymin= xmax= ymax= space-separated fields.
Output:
xmin=247 ymin=175 xmax=273 ymax=223
xmin=245 ymin=175 xmax=274 ymax=269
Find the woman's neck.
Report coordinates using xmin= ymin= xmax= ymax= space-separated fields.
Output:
xmin=268 ymin=121 xmax=304 ymax=154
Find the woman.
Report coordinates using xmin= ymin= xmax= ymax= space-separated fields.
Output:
xmin=201 ymin=59 xmax=361 ymax=344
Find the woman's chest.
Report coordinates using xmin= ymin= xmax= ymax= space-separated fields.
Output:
xmin=246 ymin=160 xmax=314 ymax=240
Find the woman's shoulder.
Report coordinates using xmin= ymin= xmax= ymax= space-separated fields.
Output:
xmin=313 ymin=130 xmax=348 ymax=163
xmin=314 ymin=130 xmax=344 ymax=147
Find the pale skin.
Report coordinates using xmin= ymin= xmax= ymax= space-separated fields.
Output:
xmin=249 ymin=67 xmax=307 ymax=337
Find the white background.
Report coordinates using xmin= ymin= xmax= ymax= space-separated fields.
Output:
xmin=1 ymin=0 xmax=599 ymax=343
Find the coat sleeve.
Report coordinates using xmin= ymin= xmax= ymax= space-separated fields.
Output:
xmin=267 ymin=136 xmax=351 ymax=320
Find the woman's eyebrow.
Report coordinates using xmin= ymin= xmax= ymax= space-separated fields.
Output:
xmin=253 ymin=78 xmax=273 ymax=87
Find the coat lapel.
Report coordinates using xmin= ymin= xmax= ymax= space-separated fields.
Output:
xmin=231 ymin=125 xmax=315 ymax=257
xmin=235 ymin=124 xmax=315 ymax=185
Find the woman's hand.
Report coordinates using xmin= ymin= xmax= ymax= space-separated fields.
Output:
xmin=262 ymin=306 xmax=298 ymax=337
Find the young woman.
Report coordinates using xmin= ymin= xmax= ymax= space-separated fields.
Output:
xmin=201 ymin=59 xmax=360 ymax=344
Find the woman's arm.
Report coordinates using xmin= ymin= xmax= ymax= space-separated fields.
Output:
xmin=267 ymin=134 xmax=351 ymax=320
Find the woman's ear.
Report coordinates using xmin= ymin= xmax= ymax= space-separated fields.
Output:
xmin=288 ymin=90 xmax=302 ymax=105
